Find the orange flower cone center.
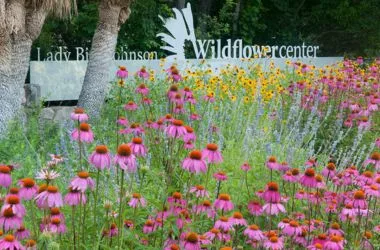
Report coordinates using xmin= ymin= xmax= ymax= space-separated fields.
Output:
xmin=95 ymin=145 xmax=108 ymax=154
xmin=189 ymin=150 xmax=202 ymax=160
xmin=79 ymin=123 xmax=90 ymax=132
xmin=118 ymin=144 xmax=132 ymax=156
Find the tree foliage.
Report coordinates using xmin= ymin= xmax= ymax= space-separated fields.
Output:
xmin=33 ymin=0 xmax=380 ymax=58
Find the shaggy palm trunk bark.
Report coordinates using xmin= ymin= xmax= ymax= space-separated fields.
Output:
xmin=0 ymin=7 xmax=46 ymax=137
xmin=77 ymin=4 xmax=123 ymax=118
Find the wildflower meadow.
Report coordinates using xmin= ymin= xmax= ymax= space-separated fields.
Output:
xmin=0 ymin=58 xmax=379 ymax=250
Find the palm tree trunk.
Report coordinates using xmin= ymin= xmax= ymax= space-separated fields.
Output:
xmin=0 ymin=6 xmax=47 ymax=137
xmin=78 ymin=2 xmax=130 ymax=118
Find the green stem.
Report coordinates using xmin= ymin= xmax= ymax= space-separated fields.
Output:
xmin=118 ymin=170 xmax=125 ymax=248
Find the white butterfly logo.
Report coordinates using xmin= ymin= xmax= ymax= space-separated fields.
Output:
xmin=157 ymin=3 xmax=196 ymax=61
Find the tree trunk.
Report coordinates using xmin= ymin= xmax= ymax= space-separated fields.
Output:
xmin=78 ymin=2 xmax=131 ymax=118
xmin=0 ymin=5 xmax=47 ymax=137
xmin=232 ymin=0 xmax=242 ymax=36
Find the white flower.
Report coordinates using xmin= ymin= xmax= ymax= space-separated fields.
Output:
xmin=36 ymin=169 xmax=60 ymax=180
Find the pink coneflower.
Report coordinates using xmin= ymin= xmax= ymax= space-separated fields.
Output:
xmin=277 ymin=218 xmax=290 ymax=229
xmin=50 ymin=207 xmax=65 ymax=222
xmin=15 ymin=226 xmax=30 ymax=240
xmin=190 ymin=113 xmax=201 ymax=121
xmin=282 ymin=170 xmax=298 ymax=183
xmin=376 ymin=138 xmax=380 ymax=148
xmin=244 ymin=224 xmax=265 ymax=241
xmin=124 ymin=219 xmax=134 ymax=229
xmin=263 ymin=236 xmax=284 ymax=250
xmin=18 ymin=178 xmax=38 ymax=200
xmin=0 ymin=207 xmax=22 ymax=230
xmin=352 ymin=190 xmax=367 ymax=209
xmin=167 ymin=84 xmax=179 ymax=100
xmin=202 ymin=143 xmax=223 ymax=164
xmin=364 ymin=184 xmax=380 ymax=197
xmin=173 ymin=93 xmax=184 ymax=105
xmin=129 ymin=138 xmax=147 ymax=157
xmin=108 ymin=223 xmax=118 ymax=237
xmin=263 ymin=182 xmax=281 ymax=203
xmin=355 ymin=171 xmax=374 ymax=186
xmin=185 ymin=96 xmax=197 ymax=105
xmin=70 ymin=107 xmax=88 ymax=122
xmin=312 ymin=233 xmax=328 ymax=247
xmin=128 ymin=193 xmax=146 ymax=208
xmin=0 ymin=165 xmax=12 ymax=188
xmin=214 ymin=194 xmax=234 ymax=212
xmin=124 ymin=101 xmax=138 ymax=111
xmin=328 ymin=222 xmax=344 ymax=237
xmin=117 ymin=66 xmax=128 ymax=78
xmin=262 ymin=202 xmax=286 ymax=215
xmin=164 ymin=243 xmax=180 ymax=250
xmin=282 ymin=220 xmax=302 ymax=236
xmin=168 ymin=192 xmax=186 ymax=215
xmin=189 ymin=185 xmax=209 ymax=198
xmin=300 ymin=168 xmax=318 ymax=188
xmin=322 ymin=163 xmax=336 ymax=179
xmin=204 ymin=228 xmax=222 ymax=241
xmin=167 ymin=68 xmax=182 ymax=83
xmin=49 ymin=217 xmax=66 ymax=234
xmin=213 ymin=171 xmax=228 ymax=181
xmin=278 ymin=162 xmax=290 ymax=172
xmin=229 ymin=212 xmax=247 ymax=226
xmin=117 ymin=116 xmax=128 ymax=126
xmin=0 ymin=234 xmax=24 ymax=250
xmin=114 ymin=144 xmax=137 ymax=172
xmin=305 ymin=158 xmax=317 ymax=167
xmin=181 ymin=232 xmax=200 ymax=250
xmin=182 ymin=150 xmax=207 ymax=174
xmin=324 ymin=235 xmax=344 ymax=250
xmin=339 ymin=203 xmax=356 ymax=222
xmin=1 ymin=194 xmax=26 ymax=217
xmin=183 ymin=126 xmax=196 ymax=143
xmin=153 ymin=119 xmax=165 ymax=130
xmin=143 ymin=220 xmax=155 ymax=234
xmin=203 ymin=93 xmax=215 ymax=103
xmin=64 ymin=187 xmax=86 ymax=206
xmin=71 ymin=123 xmax=94 ymax=143
xmin=193 ymin=200 xmax=215 ymax=218
xmin=358 ymin=117 xmax=371 ymax=129
xmin=136 ymin=67 xmax=150 ymax=79
xmin=266 ymin=156 xmax=279 ymax=170
xmin=35 ymin=185 xmax=63 ymax=208
xmin=315 ymin=175 xmax=326 ymax=189
xmin=89 ymin=145 xmax=111 ymax=170
xmin=248 ymin=200 xmax=263 ymax=216
xmin=363 ymin=152 xmax=380 ymax=170
xmin=214 ymin=216 xmax=233 ymax=231
xmin=176 ymin=210 xmax=191 ymax=229
xmin=183 ymin=87 xmax=193 ymax=98
xmin=295 ymin=190 xmax=307 ymax=200
xmin=142 ymin=97 xmax=153 ymax=105
xmin=241 ymin=162 xmax=251 ymax=171
xmin=165 ymin=120 xmax=187 ymax=138
xmin=70 ymin=171 xmax=94 ymax=192
xmin=121 ymin=123 xmax=145 ymax=136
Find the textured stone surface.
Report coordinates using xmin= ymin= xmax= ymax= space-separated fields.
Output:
xmin=40 ymin=108 xmax=55 ymax=120
xmin=53 ymin=106 xmax=73 ymax=121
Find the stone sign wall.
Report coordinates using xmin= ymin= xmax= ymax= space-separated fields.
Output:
xmin=30 ymin=57 xmax=342 ymax=101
